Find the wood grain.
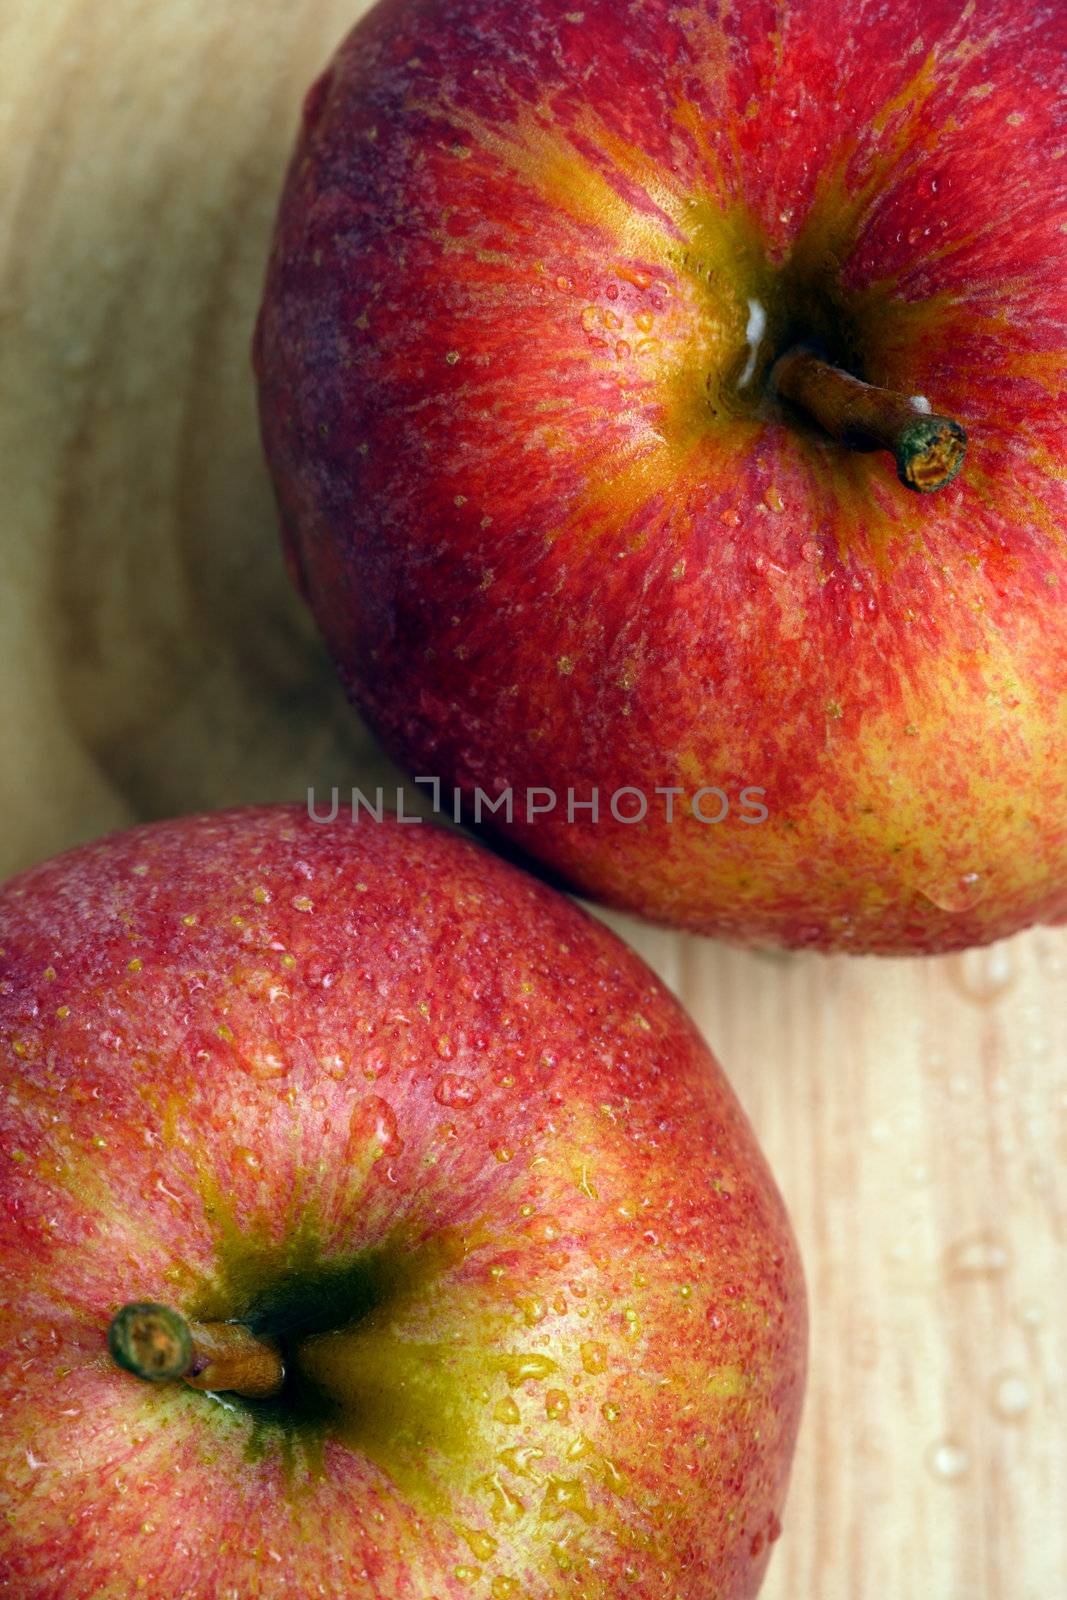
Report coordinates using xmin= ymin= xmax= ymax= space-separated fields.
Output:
xmin=1 ymin=4 xmax=1064 ymax=1596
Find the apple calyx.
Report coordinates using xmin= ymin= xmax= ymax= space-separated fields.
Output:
xmin=771 ymin=347 xmax=967 ymax=492
xmin=108 ymin=1302 xmax=285 ymax=1399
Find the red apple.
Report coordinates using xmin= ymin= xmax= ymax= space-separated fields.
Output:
xmin=254 ymin=0 xmax=1067 ymax=954
xmin=0 ymin=806 xmax=805 ymax=1599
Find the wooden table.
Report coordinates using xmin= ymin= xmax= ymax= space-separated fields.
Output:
xmin=2 ymin=3 xmax=1064 ymax=1595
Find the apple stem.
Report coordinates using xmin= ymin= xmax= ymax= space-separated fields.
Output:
xmin=108 ymin=1302 xmax=285 ymax=1399
xmin=771 ymin=347 xmax=967 ymax=493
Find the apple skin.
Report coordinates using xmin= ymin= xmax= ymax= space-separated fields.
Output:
xmin=0 ymin=807 xmax=805 ymax=1600
xmin=253 ymin=0 xmax=1067 ymax=954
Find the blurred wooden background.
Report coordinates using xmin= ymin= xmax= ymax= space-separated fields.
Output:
xmin=1 ymin=3 xmax=1064 ymax=1596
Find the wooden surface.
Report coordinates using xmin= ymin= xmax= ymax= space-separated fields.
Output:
xmin=1 ymin=3 xmax=1064 ymax=1596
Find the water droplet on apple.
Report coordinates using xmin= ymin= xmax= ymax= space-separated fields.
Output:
xmin=580 ymin=1341 xmax=607 ymax=1374
xmin=238 ymin=1042 xmax=291 ymax=1079
xmin=926 ymin=1440 xmax=970 ymax=1482
xmin=516 ymin=1296 xmax=547 ymax=1327
xmin=545 ymin=1388 xmax=570 ymax=1420
xmin=346 ymin=1095 xmax=402 ymax=1163
xmin=498 ymin=1352 xmax=558 ymax=1385
xmin=920 ymin=872 xmax=984 ymax=914
xmin=497 ymin=1444 xmax=545 ymax=1479
xmin=526 ymin=1216 xmax=561 ymax=1244
xmin=550 ymin=1540 xmax=574 ymax=1573
xmin=541 ymin=1475 xmax=594 ymax=1522
xmin=461 ymin=1527 xmax=499 ymax=1562
xmin=435 ymin=1073 xmax=480 ymax=1109
xmin=493 ymin=1396 xmax=521 ymax=1426
xmin=477 ymin=1472 xmax=526 ymax=1526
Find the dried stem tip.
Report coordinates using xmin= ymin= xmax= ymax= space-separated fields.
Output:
xmin=108 ymin=1302 xmax=284 ymax=1398
xmin=771 ymin=347 xmax=967 ymax=493
xmin=109 ymin=1303 xmax=192 ymax=1381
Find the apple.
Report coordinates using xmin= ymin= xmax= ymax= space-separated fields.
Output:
xmin=0 ymin=806 xmax=805 ymax=1599
xmin=253 ymin=0 xmax=1067 ymax=954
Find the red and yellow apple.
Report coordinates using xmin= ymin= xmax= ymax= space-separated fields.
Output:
xmin=0 ymin=807 xmax=805 ymax=1599
xmin=254 ymin=0 xmax=1067 ymax=953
